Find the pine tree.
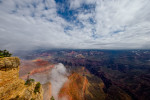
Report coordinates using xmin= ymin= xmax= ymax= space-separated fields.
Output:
xmin=0 ymin=49 xmax=12 ymax=57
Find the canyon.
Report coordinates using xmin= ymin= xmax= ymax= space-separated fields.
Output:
xmin=17 ymin=49 xmax=150 ymax=100
xmin=1 ymin=50 xmax=149 ymax=100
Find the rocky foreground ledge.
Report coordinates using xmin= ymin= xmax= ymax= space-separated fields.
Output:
xmin=0 ymin=57 xmax=43 ymax=100
xmin=0 ymin=57 xmax=20 ymax=70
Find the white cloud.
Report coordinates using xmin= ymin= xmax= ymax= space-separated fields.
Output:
xmin=50 ymin=63 xmax=68 ymax=100
xmin=69 ymin=0 xmax=96 ymax=9
xmin=0 ymin=0 xmax=150 ymax=52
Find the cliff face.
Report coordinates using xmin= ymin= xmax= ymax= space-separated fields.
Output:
xmin=59 ymin=73 xmax=89 ymax=100
xmin=42 ymin=82 xmax=52 ymax=100
xmin=0 ymin=57 xmax=43 ymax=100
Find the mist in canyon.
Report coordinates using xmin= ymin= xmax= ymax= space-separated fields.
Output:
xmin=30 ymin=63 xmax=68 ymax=100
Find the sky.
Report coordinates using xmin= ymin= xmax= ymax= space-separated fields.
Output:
xmin=0 ymin=0 xmax=150 ymax=52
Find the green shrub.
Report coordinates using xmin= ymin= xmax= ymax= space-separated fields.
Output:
xmin=34 ymin=82 xmax=41 ymax=94
xmin=0 ymin=49 xmax=12 ymax=58
xmin=50 ymin=96 xmax=55 ymax=100
xmin=25 ymin=79 xmax=35 ymax=85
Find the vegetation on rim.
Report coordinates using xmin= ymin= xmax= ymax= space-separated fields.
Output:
xmin=0 ymin=49 xmax=12 ymax=58
xmin=34 ymin=82 xmax=41 ymax=94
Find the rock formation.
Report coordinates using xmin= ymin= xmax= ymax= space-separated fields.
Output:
xmin=0 ymin=57 xmax=43 ymax=100
xmin=42 ymin=82 xmax=52 ymax=100
xmin=58 ymin=73 xmax=89 ymax=100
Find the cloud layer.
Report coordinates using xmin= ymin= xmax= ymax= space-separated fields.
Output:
xmin=0 ymin=0 xmax=150 ymax=52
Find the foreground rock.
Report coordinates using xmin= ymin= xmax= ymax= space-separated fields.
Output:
xmin=0 ymin=57 xmax=43 ymax=100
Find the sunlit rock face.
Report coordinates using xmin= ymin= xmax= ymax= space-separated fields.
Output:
xmin=0 ymin=57 xmax=43 ymax=100
xmin=0 ymin=57 xmax=20 ymax=69
xmin=58 ymin=73 xmax=89 ymax=100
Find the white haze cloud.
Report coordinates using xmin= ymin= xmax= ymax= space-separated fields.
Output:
xmin=50 ymin=63 xmax=68 ymax=100
xmin=0 ymin=0 xmax=150 ymax=52
xmin=30 ymin=63 xmax=68 ymax=100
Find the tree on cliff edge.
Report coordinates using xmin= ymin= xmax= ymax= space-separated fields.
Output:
xmin=0 ymin=49 xmax=12 ymax=58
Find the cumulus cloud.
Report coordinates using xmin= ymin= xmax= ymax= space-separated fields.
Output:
xmin=0 ymin=0 xmax=150 ymax=52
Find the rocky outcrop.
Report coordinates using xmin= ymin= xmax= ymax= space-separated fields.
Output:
xmin=42 ymin=82 xmax=52 ymax=100
xmin=0 ymin=57 xmax=20 ymax=69
xmin=0 ymin=57 xmax=43 ymax=100
xmin=58 ymin=73 xmax=89 ymax=100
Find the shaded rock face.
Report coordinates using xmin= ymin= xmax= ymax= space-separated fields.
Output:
xmin=0 ymin=57 xmax=43 ymax=100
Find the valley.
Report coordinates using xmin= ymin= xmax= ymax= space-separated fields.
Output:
xmin=17 ymin=49 xmax=150 ymax=100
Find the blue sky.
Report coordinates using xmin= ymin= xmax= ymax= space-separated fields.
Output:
xmin=0 ymin=0 xmax=150 ymax=52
